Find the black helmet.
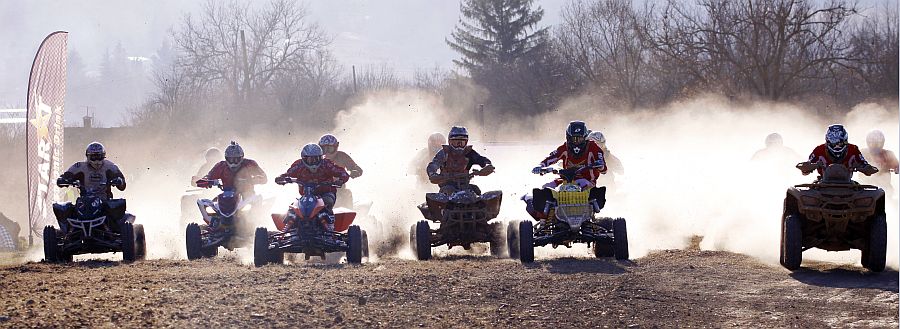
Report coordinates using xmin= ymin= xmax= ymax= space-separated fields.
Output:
xmin=448 ymin=126 xmax=469 ymax=150
xmin=566 ymin=121 xmax=589 ymax=150
xmin=825 ymin=124 xmax=848 ymax=160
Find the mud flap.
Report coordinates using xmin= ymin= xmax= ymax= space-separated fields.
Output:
xmin=53 ymin=203 xmax=74 ymax=231
xmin=532 ymin=188 xmax=555 ymax=214
xmin=424 ymin=193 xmax=449 ymax=220
xmin=589 ymin=187 xmax=606 ymax=211
xmin=481 ymin=190 xmax=503 ymax=218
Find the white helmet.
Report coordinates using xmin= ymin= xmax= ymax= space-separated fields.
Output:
xmin=224 ymin=141 xmax=244 ymax=169
xmin=587 ymin=131 xmax=605 ymax=146
xmin=301 ymin=143 xmax=324 ymax=170
xmin=765 ymin=133 xmax=783 ymax=148
xmin=318 ymin=134 xmax=339 ymax=155
xmin=867 ymin=130 xmax=885 ymax=150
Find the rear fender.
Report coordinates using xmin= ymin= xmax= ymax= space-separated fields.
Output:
xmin=334 ymin=211 xmax=357 ymax=232
xmin=106 ymin=199 xmax=127 ymax=220
xmin=589 ymin=187 xmax=606 ymax=210
xmin=272 ymin=213 xmax=286 ymax=231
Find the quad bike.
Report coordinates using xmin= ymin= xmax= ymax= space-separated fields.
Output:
xmin=254 ymin=178 xmax=368 ymax=266
xmin=412 ymin=168 xmax=504 ymax=260
xmin=781 ymin=162 xmax=886 ymax=271
xmin=185 ymin=179 xmax=266 ymax=260
xmin=44 ymin=179 xmax=146 ymax=262
xmin=508 ymin=165 xmax=628 ymax=263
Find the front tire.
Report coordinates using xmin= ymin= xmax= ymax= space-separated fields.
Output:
xmin=518 ymin=220 xmax=534 ymax=263
xmin=863 ymin=214 xmax=887 ymax=272
xmin=613 ymin=218 xmax=629 ymax=260
xmin=185 ymin=223 xmax=203 ymax=260
xmin=781 ymin=214 xmax=802 ymax=271
xmin=347 ymin=225 xmax=363 ymax=264
xmin=253 ymin=227 xmax=269 ymax=267
xmin=43 ymin=226 xmax=59 ymax=262
xmin=415 ymin=220 xmax=431 ymax=260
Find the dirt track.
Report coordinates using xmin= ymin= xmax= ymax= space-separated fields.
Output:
xmin=0 ymin=247 xmax=896 ymax=328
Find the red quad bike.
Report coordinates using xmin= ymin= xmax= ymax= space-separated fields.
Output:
xmin=412 ymin=168 xmax=504 ymax=260
xmin=185 ymin=179 xmax=265 ymax=260
xmin=508 ymin=165 xmax=628 ymax=263
xmin=44 ymin=179 xmax=146 ymax=262
xmin=254 ymin=178 xmax=368 ymax=266
xmin=781 ymin=162 xmax=886 ymax=271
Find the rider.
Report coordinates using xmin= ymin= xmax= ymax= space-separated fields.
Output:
xmin=191 ymin=147 xmax=222 ymax=187
xmin=587 ymin=131 xmax=622 ymax=188
xmin=58 ymin=142 xmax=126 ymax=199
xmin=411 ymin=132 xmax=446 ymax=185
xmin=275 ymin=143 xmax=350 ymax=231
xmin=799 ymin=124 xmax=878 ymax=177
xmin=197 ymin=141 xmax=268 ymax=198
xmin=860 ymin=129 xmax=899 ymax=194
xmin=426 ymin=126 xmax=494 ymax=195
xmin=533 ymin=121 xmax=606 ymax=188
xmin=319 ymin=134 xmax=362 ymax=208
xmin=751 ymin=132 xmax=801 ymax=163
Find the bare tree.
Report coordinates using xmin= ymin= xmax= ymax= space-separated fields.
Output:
xmin=174 ymin=0 xmax=330 ymax=104
xmin=649 ymin=0 xmax=859 ymax=100
xmin=556 ymin=0 xmax=656 ymax=107
xmin=841 ymin=0 xmax=898 ymax=99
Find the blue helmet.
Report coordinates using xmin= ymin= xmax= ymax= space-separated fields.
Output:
xmin=825 ymin=124 xmax=848 ymax=158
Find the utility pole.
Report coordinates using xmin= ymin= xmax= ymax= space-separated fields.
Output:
xmin=352 ymin=65 xmax=358 ymax=94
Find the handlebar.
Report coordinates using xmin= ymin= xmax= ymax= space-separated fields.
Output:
xmin=196 ymin=179 xmax=224 ymax=189
xmin=275 ymin=177 xmax=341 ymax=188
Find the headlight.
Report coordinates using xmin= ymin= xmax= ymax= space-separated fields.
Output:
xmin=854 ymin=198 xmax=873 ymax=207
xmin=800 ymin=196 xmax=820 ymax=206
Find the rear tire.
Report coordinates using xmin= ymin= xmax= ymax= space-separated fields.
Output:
xmin=506 ymin=221 xmax=520 ymax=259
xmin=781 ymin=214 xmax=802 ymax=271
xmin=613 ymin=218 xmax=629 ymax=260
xmin=122 ymin=222 xmax=136 ymax=262
xmin=42 ymin=226 xmax=59 ymax=262
xmin=488 ymin=222 xmax=504 ymax=257
xmin=134 ymin=224 xmax=146 ymax=260
xmin=185 ymin=223 xmax=203 ymax=260
xmin=409 ymin=224 xmax=417 ymax=256
xmin=518 ymin=220 xmax=534 ymax=263
xmin=253 ymin=227 xmax=269 ymax=267
xmin=347 ymin=225 xmax=363 ymax=264
xmin=361 ymin=230 xmax=370 ymax=259
xmin=864 ymin=214 xmax=887 ymax=272
xmin=415 ymin=220 xmax=431 ymax=260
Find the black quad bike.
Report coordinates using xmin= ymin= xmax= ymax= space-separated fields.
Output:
xmin=508 ymin=165 xmax=628 ymax=263
xmin=782 ymin=162 xmax=886 ymax=271
xmin=412 ymin=168 xmax=504 ymax=260
xmin=44 ymin=179 xmax=146 ymax=262
xmin=185 ymin=179 xmax=262 ymax=260
xmin=254 ymin=178 xmax=368 ymax=266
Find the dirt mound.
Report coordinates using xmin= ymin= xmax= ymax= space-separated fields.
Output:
xmin=0 ymin=249 xmax=895 ymax=327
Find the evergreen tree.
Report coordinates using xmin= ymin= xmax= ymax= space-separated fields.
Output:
xmin=447 ymin=0 xmax=549 ymax=75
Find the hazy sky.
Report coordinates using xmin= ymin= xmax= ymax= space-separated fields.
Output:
xmin=0 ymin=0 xmax=562 ymax=109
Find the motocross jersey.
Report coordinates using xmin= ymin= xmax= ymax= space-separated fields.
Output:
xmin=426 ymin=145 xmax=492 ymax=177
xmin=540 ymin=141 xmax=607 ymax=183
xmin=861 ymin=148 xmax=899 ymax=175
xmin=807 ymin=144 xmax=869 ymax=175
xmin=325 ymin=151 xmax=363 ymax=178
xmin=279 ymin=158 xmax=350 ymax=195
xmin=204 ymin=159 xmax=267 ymax=195
xmin=61 ymin=160 xmax=126 ymax=199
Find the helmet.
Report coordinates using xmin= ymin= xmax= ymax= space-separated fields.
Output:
xmin=825 ymin=124 xmax=849 ymax=159
xmin=301 ymin=143 xmax=324 ymax=170
xmin=448 ymin=126 xmax=468 ymax=150
xmin=566 ymin=121 xmax=589 ymax=149
xmin=428 ymin=132 xmax=446 ymax=149
xmin=318 ymin=134 xmax=339 ymax=155
xmin=765 ymin=133 xmax=783 ymax=148
xmin=204 ymin=147 xmax=222 ymax=162
xmin=224 ymin=141 xmax=245 ymax=169
xmin=587 ymin=131 xmax=605 ymax=147
xmin=867 ymin=130 xmax=885 ymax=150
xmin=85 ymin=142 xmax=106 ymax=168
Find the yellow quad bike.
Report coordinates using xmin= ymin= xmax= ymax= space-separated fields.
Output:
xmin=509 ymin=165 xmax=628 ymax=263
xmin=782 ymin=162 xmax=886 ymax=271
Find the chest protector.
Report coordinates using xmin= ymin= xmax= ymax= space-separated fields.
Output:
xmin=440 ymin=145 xmax=472 ymax=174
